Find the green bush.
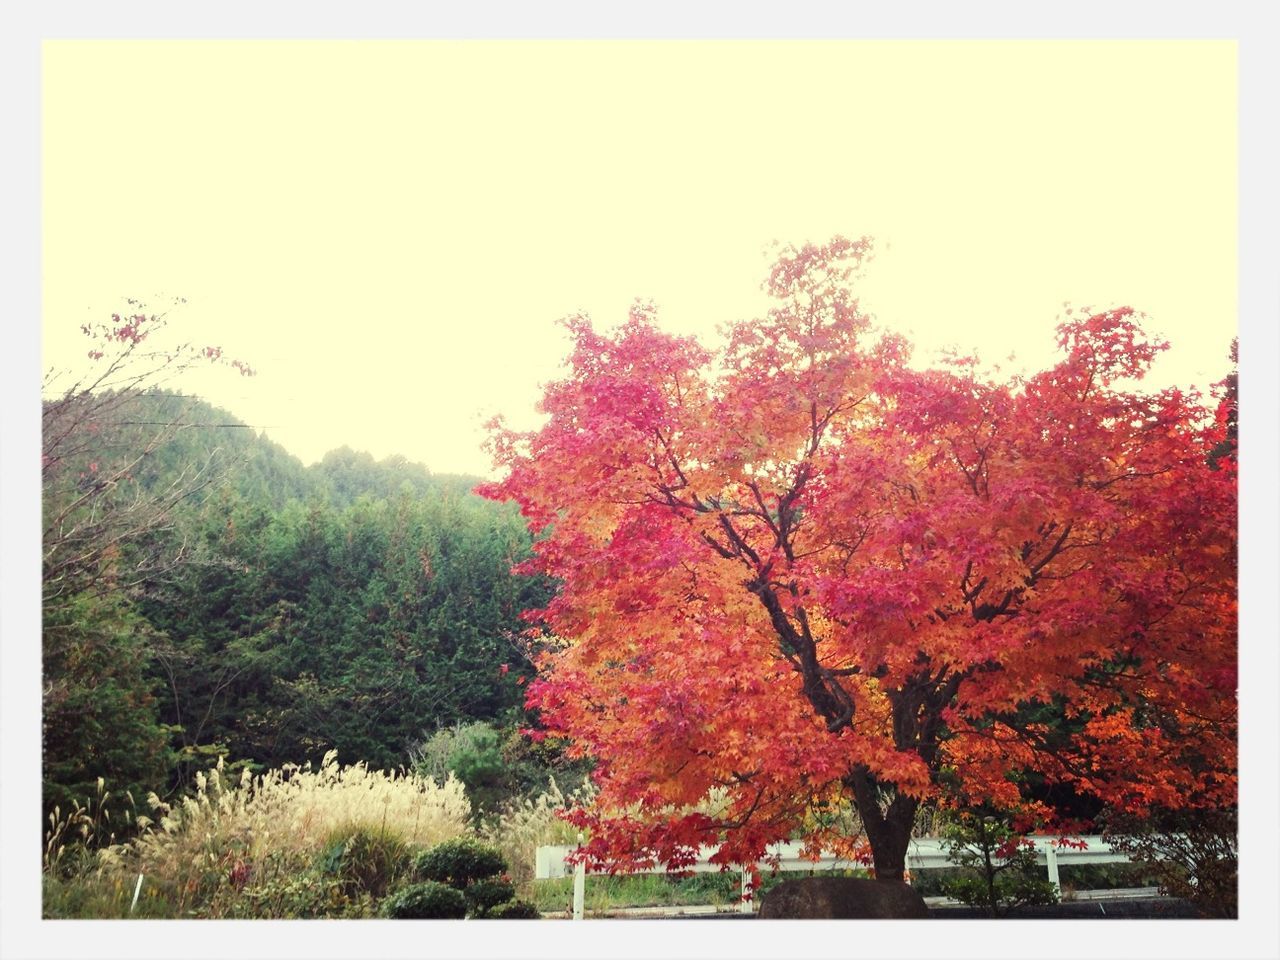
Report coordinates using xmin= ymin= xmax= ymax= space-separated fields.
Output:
xmin=903 ymin=866 xmax=964 ymax=898
xmin=413 ymin=720 xmax=593 ymax=822
xmin=413 ymin=837 xmax=507 ymax=889
xmin=486 ymin=899 xmax=540 ymax=919
xmin=939 ymin=811 xmax=1059 ymax=917
xmin=316 ymin=824 xmax=411 ymax=898
xmin=381 ymin=881 xmax=467 ymax=919
xmin=229 ymin=872 xmax=374 ymax=919
xmin=446 ymin=725 xmax=510 ymax=817
xmin=464 ymin=876 xmax=517 ymax=916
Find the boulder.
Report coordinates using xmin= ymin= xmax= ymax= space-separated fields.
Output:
xmin=757 ymin=877 xmax=929 ymax=919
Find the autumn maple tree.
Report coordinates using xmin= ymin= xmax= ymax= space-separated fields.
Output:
xmin=480 ymin=237 xmax=1237 ymax=883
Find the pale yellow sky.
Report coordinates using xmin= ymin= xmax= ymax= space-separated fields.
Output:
xmin=43 ymin=40 xmax=1237 ymax=477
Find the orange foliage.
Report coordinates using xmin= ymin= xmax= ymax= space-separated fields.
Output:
xmin=480 ymin=238 xmax=1237 ymax=878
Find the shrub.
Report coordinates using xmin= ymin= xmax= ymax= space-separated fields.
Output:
xmin=1102 ymin=805 xmax=1237 ymax=918
xmin=316 ymin=824 xmax=412 ymax=898
xmin=486 ymin=899 xmax=540 ymax=919
xmin=899 ymin=866 xmax=962 ymax=898
xmin=225 ymin=871 xmax=373 ymax=919
xmin=414 ymin=837 xmax=506 ymax=889
xmin=464 ymin=876 xmax=517 ymax=916
xmin=938 ymin=811 xmax=1059 ymax=917
xmin=381 ymin=881 xmax=467 ymax=919
xmin=412 ymin=722 xmax=509 ymax=816
xmin=1055 ymin=860 xmax=1162 ymax=891
xmin=412 ymin=722 xmax=593 ymax=821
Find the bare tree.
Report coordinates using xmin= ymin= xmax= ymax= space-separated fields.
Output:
xmin=42 ymin=302 xmax=255 ymax=606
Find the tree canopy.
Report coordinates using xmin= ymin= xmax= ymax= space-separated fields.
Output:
xmin=482 ymin=237 xmax=1237 ymax=881
xmin=42 ymin=309 xmax=553 ymax=819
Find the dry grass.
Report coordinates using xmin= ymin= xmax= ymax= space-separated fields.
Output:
xmin=51 ymin=764 xmax=949 ymax=917
xmin=44 ymin=777 xmax=147 ymax=879
xmin=77 ymin=752 xmax=471 ymax=917
xmin=480 ymin=777 xmax=595 ymax=892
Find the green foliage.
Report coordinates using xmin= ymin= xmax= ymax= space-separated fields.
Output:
xmin=384 ymin=834 xmax=522 ymax=919
xmin=464 ymin=876 xmax=518 ymax=916
xmin=42 ymin=590 xmax=172 ymax=828
xmin=1055 ymin=860 xmax=1163 ymax=892
xmin=380 ymin=881 xmax=468 ymax=919
xmin=907 ymin=862 xmax=1155 ymax=900
xmin=528 ymin=869 xmax=873 ymax=915
xmin=226 ymin=871 xmax=375 ymax=919
xmin=138 ymin=472 xmax=551 ymax=774
xmin=414 ymin=722 xmax=514 ymax=818
xmin=939 ymin=811 xmax=1059 ymax=917
xmin=486 ymin=899 xmax=540 ymax=918
xmin=315 ymin=824 xmax=412 ymax=898
xmin=903 ymin=866 xmax=962 ymax=898
xmin=88 ymin=392 xmax=319 ymax=511
xmin=43 ymin=871 xmax=176 ymax=919
xmin=1101 ymin=805 xmax=1237 ymax=918
xmin=414 ymin=722 xmax=594 ymax=825
xmin=43 ymin=777 xmax=140 ymax=878
xmin=413 ymin=836 xmax=507 ymax=889
xmin=41 ymin=377 xmax=556 ymax=887
xmin=442 ymin=728 xmax=506 ymax=813
xmin=529 ymin=871 xmax=746 ymax=913
xmin=314 ymin=446 xmax=478 ymax=508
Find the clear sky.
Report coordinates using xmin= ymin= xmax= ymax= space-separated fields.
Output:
xmin=43 ymin=40 xmax=1236 ymax=479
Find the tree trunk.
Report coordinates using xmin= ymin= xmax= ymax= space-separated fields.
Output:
xmin=863 ymin=809 xmax=914 ymax=882
xmin=846 ymin=766 xmax=918 ymax=883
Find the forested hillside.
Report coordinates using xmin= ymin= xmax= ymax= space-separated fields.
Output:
xmin=42 ymin=388 xmax=555 ymax=821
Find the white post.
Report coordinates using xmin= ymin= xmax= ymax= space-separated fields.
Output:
xmin=130 ymin=873 xmax=144 ymax=914
xmin=740 ymin=867 xmax=753 ymax=915
xmin=1044 ymin=841 xmax=1061 ymax=896
xmin=572 ymin=832 xmax=585 ymax=920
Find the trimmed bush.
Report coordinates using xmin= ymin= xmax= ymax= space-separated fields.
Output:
xmin=487 ymin=899 xmax=540 ymax=919
xmin=380 ymin=881 xmax=467 ymax=919
xmin=414 ymin=837 xmax=506 ymax=889
xmin=464 ymin=877 xmax=517 ymax=916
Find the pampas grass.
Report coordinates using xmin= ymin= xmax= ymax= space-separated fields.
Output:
xmin=480 ymin=777 xmax=595 ymax=891
xmin=72 ymin=752 xmax=470 ymax=917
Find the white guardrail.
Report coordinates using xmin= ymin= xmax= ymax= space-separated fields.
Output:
xmin=535 ymin=835 xmax=1128 ymax=919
